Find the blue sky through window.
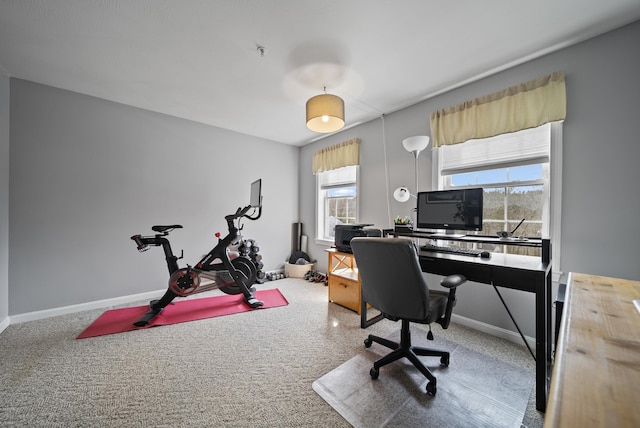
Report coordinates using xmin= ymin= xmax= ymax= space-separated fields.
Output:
xmin=327 ymin=185 xmax=356 ymax=198
xmin=451 ymin=164 xmax=542 ymax=186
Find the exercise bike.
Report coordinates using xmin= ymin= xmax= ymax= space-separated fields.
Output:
xmin=130 ymin=179 xmax=265 ymax=327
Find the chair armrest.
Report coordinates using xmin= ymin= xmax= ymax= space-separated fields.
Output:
xmin=437 ymin=274 xmax=467 ymax=329
xmin=440 ymin=274 xmax=466 ymax=289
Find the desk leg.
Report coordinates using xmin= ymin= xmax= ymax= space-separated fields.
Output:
xmin=535 ymin=269 xmax=552 ymax=412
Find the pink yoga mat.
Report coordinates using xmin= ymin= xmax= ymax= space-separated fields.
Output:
xmin=77 ymin=288 xmax=288 ymax=339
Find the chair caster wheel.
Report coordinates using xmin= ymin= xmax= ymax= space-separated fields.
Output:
xmin=426 ymin=381 xmax=437 ymax=396
xmin=440 ymin=355 xmax=449 ymax=366
xmin=364 ymin=338 xmax=372 ymax=348
xmin=370 ymin=367 xmax=379 ymax=379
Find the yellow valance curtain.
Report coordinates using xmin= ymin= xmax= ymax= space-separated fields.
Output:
xmin=430 ymin=71 xmax=566 ymax=147
xmin=312 ymin=138 xmax=360 ymax=174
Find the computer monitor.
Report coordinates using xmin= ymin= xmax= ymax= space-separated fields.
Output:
xmin=416 ymin=188 xmax=483 ymax=231
xmin=250 ymin=179 xmax=262 ymax=208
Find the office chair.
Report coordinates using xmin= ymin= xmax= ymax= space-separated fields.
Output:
xmin=350 ymin=237 xmax=467 ymax=396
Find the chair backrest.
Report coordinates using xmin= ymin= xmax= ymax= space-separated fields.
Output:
xmin=350 ymin=237 xmax=430 ymax=321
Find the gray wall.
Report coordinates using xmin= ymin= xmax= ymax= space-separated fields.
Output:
xmin=0 ymin=70 xmax=9 ymax=324
xmin=5 ymin=21 xmax=639 ymax=338
xmin=8 ymin=80 xmax=298 ymax=315
xmin=300 ymin=21 xmax=640 ymax=338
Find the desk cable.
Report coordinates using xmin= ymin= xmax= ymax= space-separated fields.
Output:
xmin=492 ymin=284 xmax=536 ymax=361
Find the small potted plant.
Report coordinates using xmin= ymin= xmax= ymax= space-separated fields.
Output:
xmin=394 ymin=216 xmax=413 ymax=233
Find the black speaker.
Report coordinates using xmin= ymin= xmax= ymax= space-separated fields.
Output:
xmin=542 ymin=239 xmax=551 ymax=263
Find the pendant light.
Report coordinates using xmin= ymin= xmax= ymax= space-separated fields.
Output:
xmin=306 ymin=87 xmax=345 ymax=133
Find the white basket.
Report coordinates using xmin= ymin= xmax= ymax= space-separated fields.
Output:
xmin=284 ymin=262 xmax=313 ymax=278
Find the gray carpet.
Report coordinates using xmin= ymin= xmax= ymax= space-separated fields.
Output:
xmin=0 ymin=278 xmax=543 ymax=427
xmin=313 ymin=333 xmax=533 ymax=428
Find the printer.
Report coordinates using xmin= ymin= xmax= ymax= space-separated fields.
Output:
xmin=334 ymin=224 xmax=381 ymax=253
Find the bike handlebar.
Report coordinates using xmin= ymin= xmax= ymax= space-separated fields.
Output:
xmin=225 ymin=204 xmax=261 ymax=222
xmin=131 ymin=234 xmax=149 ymax=252
xmin=132 ymin=204 xmax=261 ymax=251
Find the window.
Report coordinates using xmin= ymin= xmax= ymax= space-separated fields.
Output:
xmin=446 ymin=164 xmax=548 ymax=257
xmin=316 ymin=165 xmax=359 ymax=243
xmin=435 ymin=123 xmax=562 ymax=269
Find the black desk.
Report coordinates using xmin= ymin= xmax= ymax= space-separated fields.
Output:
xmin=360 ymin=233 xmax=552 ymax=412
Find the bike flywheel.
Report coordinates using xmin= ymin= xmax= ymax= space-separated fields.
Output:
xmin=168 ymin=268 xmax=201 ymax=297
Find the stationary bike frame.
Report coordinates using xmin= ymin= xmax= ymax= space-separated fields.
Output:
xmin=130 ymin=204 xmax=263 ymax=327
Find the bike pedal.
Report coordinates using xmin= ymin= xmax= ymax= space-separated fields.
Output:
xmin=246 ymin=297 xmax=264 ymax=308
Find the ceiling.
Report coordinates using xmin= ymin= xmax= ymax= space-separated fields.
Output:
xmin=2 ymin=1 xmax=640 ymax=146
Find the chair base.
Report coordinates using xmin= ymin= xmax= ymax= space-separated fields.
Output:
xmin=364 ymin=320 xmax=449 ymax=395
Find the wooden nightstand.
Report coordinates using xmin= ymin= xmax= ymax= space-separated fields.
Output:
xmin=326 ymin=248 xmax=364 ymax=314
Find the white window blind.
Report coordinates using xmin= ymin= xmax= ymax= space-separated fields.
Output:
xmin=440 ymin=123 xmax=550 ymax=176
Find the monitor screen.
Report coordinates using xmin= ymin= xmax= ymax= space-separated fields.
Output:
xmin=416 ymin=188 xmax=483 ymax=231
xmin=250 ymin=179 xmax=262 ymax=207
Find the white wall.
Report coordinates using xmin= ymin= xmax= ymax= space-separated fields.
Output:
xmin=8 ymin=80 xmax=299 ymax=316
xmin=0 ymin=70 xmax=9 ymax=330
xmin=300 ymin=21 xmax=640 ymax=339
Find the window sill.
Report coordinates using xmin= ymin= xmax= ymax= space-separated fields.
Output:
xmin=315 ymin=238 xmax=333 ymax=247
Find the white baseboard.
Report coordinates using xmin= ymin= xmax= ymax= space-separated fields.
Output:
xmin=5 ymin=286 xmax=538 ymax=354
xmin=451 ymin=313 xmax=537 ymax=355
xmin=0 ymin=316 xmax=9 ymax=334
xmin=8 ymin=289 xmax=165 ymax=325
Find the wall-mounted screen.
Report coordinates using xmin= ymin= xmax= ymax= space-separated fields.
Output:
xmin=250 ymin=179 xmax=262 ymax=207
xmin=416 ymin=188 xmax=483 ymax=231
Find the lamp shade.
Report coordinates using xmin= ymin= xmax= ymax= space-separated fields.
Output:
xmin=402 ymin=136 xmax=430 ymax=154
xmin=306 ymin=93 xmax=345 ymax=133
xmin=393 ymin=186 xmax=413 ymax=203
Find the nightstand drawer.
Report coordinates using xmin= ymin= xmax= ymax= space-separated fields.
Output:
xmin=328 ymin=276 xmax=361 ymax=313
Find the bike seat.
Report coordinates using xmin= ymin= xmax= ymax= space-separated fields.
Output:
xmin=152 ymin=225 xmax=183 ymax=233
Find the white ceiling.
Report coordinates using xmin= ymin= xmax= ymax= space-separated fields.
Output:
xmin=2 ymin=1 xmax=640 ymax=146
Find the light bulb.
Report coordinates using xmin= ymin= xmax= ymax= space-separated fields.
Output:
xmin=322 ymin=115 xmax=329 ymax=122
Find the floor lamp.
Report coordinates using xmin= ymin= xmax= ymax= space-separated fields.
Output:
xmin=393 ymin=136 xmax=430 ymax=228
xmin=393 ymin=136 xmax=430 ymax=202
